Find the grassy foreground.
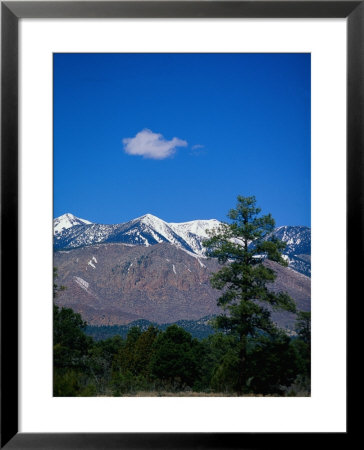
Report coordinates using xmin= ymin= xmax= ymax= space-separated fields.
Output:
xmin=97 ymin=389 xmax=310 ymax=397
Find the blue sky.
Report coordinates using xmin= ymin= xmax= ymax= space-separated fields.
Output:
xmin=54 ymin=53 xmax=310 ymax=226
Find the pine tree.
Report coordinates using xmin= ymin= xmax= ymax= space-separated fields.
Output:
xmin=53 ymin=266 xmax=65 ymax=299
xmin=295 ymin=311 xmax=311 ymax=345
xmin=203 ymin=196 xmax=296 ymax=394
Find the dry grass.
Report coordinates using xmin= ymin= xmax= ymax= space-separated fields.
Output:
xmin=110 ymin=391 xmax=283 ymax=397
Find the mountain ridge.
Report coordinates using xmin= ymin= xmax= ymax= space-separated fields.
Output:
xmin=54 ymin=213 xmax=221 ymax=256
xmin=54 ymin=213 xmax=311 ymax=276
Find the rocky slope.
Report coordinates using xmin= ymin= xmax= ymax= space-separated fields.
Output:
xmin=54 ymin=242 xmax=310 ymax=332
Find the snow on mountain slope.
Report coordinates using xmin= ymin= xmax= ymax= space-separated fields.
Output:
xmin=53 ymin=213 xmax=219 ymax=255
xmin=105 ymin=214 xmax=199 ymax=254
xmin=53 ymin=214 xmax=311 ymax=276
xmin=169 ymin=219 xmax=221 ymax=255
xmin=269 ymin=226 xmax=311 ymax=277
xmin=53 ymin=213 xmax=92 ymax=234
xmin=131 ymin=214 xmax=188 ymax=247
xmin=169 ymin=219 xmax=221 ymax=238
xmin=54 ymin=223 xmax=118 ymax=249
xmin=272 ymin=225 xmax=311 ymax=256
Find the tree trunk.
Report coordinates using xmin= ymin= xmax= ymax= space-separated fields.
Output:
xmin=237 ymin=334 xmax=247 ymax=395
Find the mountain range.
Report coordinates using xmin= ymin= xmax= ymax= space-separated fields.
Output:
xmin=53 ymin=213 xmax=311 ymax=334
xmin=54 ymin=213 xmax=311 ymax=276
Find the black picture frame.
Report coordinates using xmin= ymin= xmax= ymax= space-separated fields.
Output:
xmin=1 ymin=1 xmax=357 ymax=448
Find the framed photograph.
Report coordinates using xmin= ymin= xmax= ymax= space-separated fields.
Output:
xmin=1 ymin=1 xmax=357 ymax=448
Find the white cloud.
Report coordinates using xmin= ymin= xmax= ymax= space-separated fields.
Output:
xmin=192 ymin=144 xmax=205 ymax=150
xmin=123 ymin=129 xmax=187 ymax=160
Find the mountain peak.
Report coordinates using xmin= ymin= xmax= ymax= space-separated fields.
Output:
xmin=59 ymin=212 xmax=78 ymax=220
xmin=54 ymin=213 xmax=92 ymax=234
xmin=133 ymin=213 xmax=167 ymax=227
xmin=139 ymin=213 xmax=163 ymax=222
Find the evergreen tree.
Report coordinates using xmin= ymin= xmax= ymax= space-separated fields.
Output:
xmin=246 ymin=332 xmax=299 ymax=395
xmin=53 ymin=267 xmax=65 ymax=299
xmin=203 ymin=195 xmax=296 ymax=394
xmin=133 ymin=326 xmax=159 ymax=377
xmin=113 ymin=326 xmax=142 ymax=375
xmin=150 ymin=325 xmax=202 ymax=390
xmin=295 ymin=311 xmax=311 ymax=345
xmin=53 ymin=304 xmax=92 ymax=370
xmin=291 ymin=311 xmax=311 ymax=392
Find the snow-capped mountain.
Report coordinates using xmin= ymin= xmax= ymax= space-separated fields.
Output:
xmin=270 ymin=226 xmax=311 ymax=277
xmin=53 ymin=213 xmax=92 ymax=234
xmin=273 ymin=225 xmax=311 ymax=256
xmin=168 ymin=219 xmax=221 ymax=255
xmin=53 ymin=213 xmax=310 ymax=276
xmin=53 ymin=213 xmax=220 ymax=257
xmin=169 ymin=219 xmax=221 ymax=238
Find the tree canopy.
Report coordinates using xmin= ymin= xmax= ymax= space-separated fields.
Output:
xmin=203 ymin=195 xmax=296 ymax=393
